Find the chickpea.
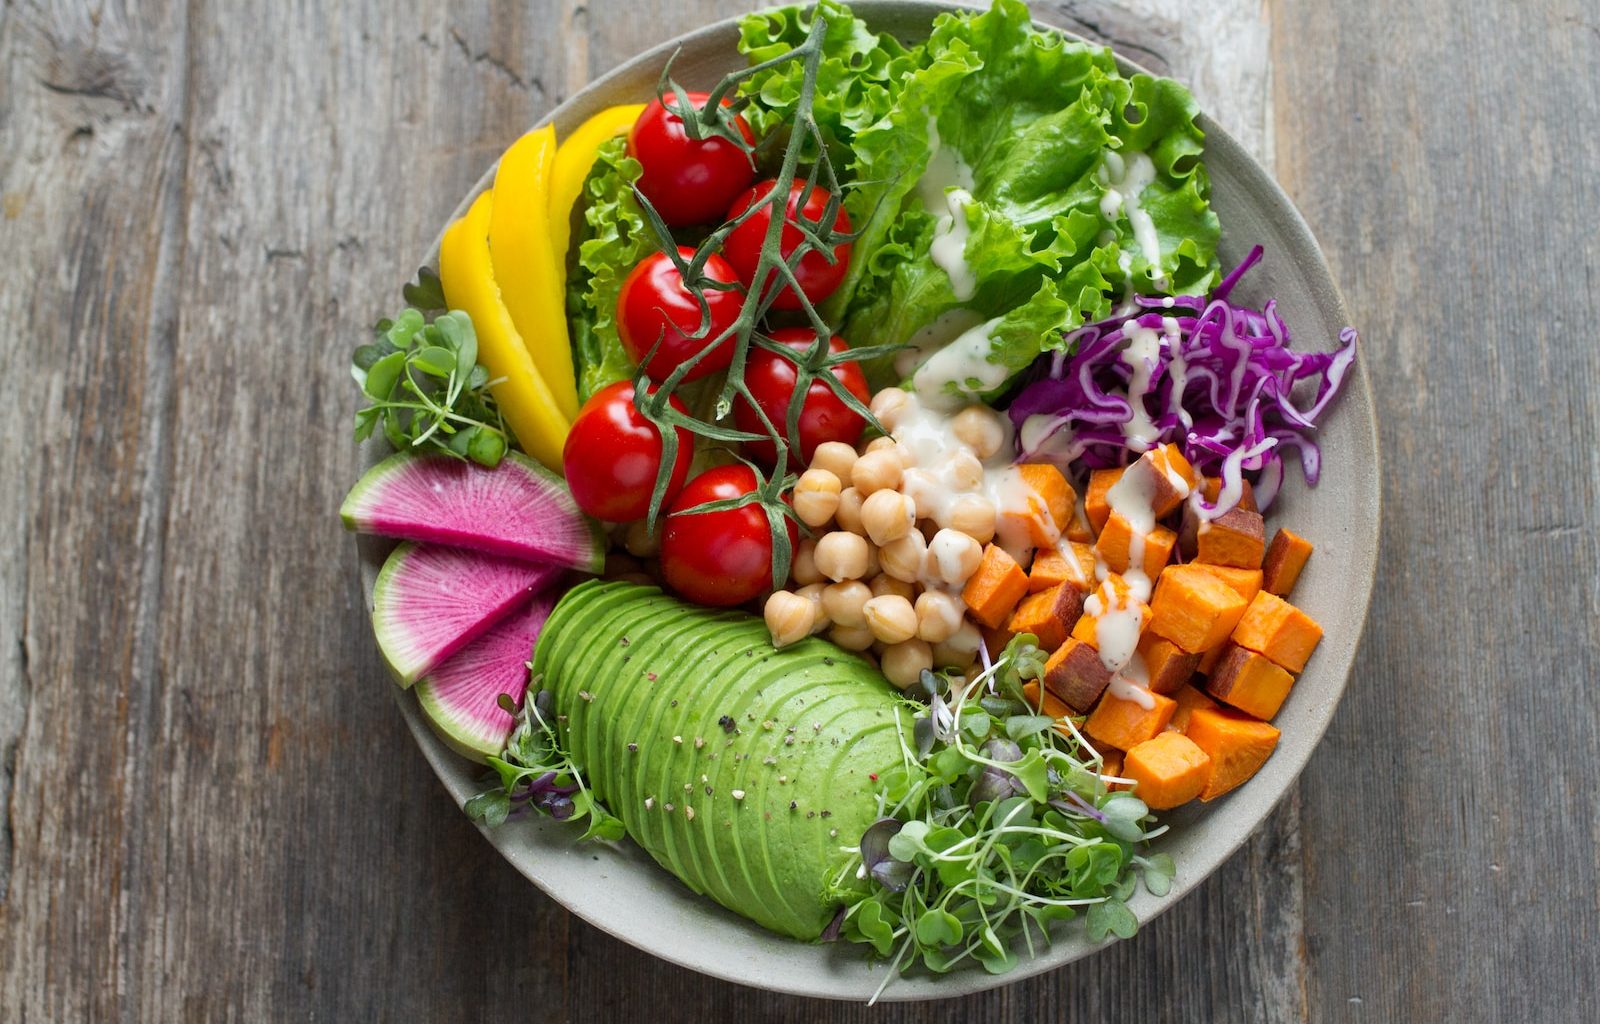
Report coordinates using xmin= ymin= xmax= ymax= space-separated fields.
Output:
xmin=927 ymin=528 xmax=983 ymax=586
xmin=863 ymin=595 xmax=918 ymax=645
xmin=860 ymin=489 xmax=915 ymax=546
xmin=792 ymin=468 xmax=842 ymax=528
xmin=901 ymin=467 xmax=939 ymax=521
xmin=878 ymin=530 xmax=928 ymax=584
xmin=868 ymin=387 xmax=912 ymax=433
xmin=795 ymin=582 xmax=831 ymax=633
xmin=864 ymin=436 xmax=898 ymax=454
xmin=933 ymin=620 xmax=983 ymax=666
xmin=814 ymin=531 xmax=870 ymax=581
xmin=952 ymin=404 xmax=1006 ymax=460
xmin=862 ymin=540 xmax=881 ymax=579
xmin=764 ymin=591 xmax=815 ymax=648
xmin=945 ymin=493 xmax=997 ymax=544
xmin=623 ymin=519 xmax=661 ymax=557
xmin=835 ymin=487 xmax=866 ymax=534
xmin=947 ymin=449 xmax=985 ymax=491
xmin=829 ymin=624 xmax=877 ymax=652
xmin=792 ymin=538 xmax=822 ymax=586
xmin=880 ymin=639 xmax=934 ymax=690
xmin=821 ymin=580 xmax=872 ymax=628
xmin=811 ymin=441 xmax=858 ymax=483
xmin=870 ymin=573 xmax=915 ymax=601
xmin=915 ymin=590 xmax=964 ymax=643
xmin=851 ymin=447 xmax=904 ymax=496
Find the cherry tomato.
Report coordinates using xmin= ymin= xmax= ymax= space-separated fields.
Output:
xmin=627 ymin=91 xmax=756 ymax=226
xmin=562 ymin=381 xmax=693 ymax=523
xmin=734 ymin=328 xmax=870 ymax=465
xmin=660 ymin=464 xmax=796 ymax=607
xmin=722 ymin=180 xmax=852 ymax=310
xmin=617 ymin=246 xmax=743 ymax=383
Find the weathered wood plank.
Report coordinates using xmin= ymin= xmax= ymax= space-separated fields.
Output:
xmin=1270 ymin=0 xmax=1600 ymax=1021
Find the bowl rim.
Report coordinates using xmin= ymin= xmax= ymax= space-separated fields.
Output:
xmin=356 ymin=0 xmax=1381 ymax=1001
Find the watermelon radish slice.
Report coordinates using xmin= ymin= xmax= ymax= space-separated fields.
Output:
xmin=342 ymin=451 xmax=604 ymax=573
xmin=373 ymin=542 xmax=560 ymax=686
xmin=415 ymin=592 xmax=556 ymax=761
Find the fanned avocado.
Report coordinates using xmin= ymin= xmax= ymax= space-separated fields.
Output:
xmin=534 ymin=580 xmax=909 ymax=940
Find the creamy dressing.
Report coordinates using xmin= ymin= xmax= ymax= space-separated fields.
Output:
xmin=917 ymin=113 xmax=979 ymax=303
xmin=929 ymin=188 xmax=977 ymax=301
xmin=1097 ymin=150 xmax=1166 ymax=290
xmin=897 ymin=307 xmax=985 ymax=378
xmin=1119 ymin=320 xmax=1164 ymax=452
xmin=910 ymin=316 xmax=1006 ymax=411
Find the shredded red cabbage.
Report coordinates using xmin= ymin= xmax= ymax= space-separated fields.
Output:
xmin=1007 ymin=246 xmax=1357 ymax=512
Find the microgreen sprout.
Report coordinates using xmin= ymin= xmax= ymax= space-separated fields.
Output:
xmin=830 ymin=635 xmax=1174 ymax=999
xmin=465 ymin=685 xmax=625 ymax=842
xmin=351 ymin=271 xmax=509 ymax=468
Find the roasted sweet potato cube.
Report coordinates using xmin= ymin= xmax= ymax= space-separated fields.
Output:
xmin=1190 ymin=564 xmax=1264 ymax=605
xmin=1184 ymin=707 xmax=1280 ymax=801
xmin=1137 ymin=633 xmax=1202 ymax=694
xmin=1196 ymin=643 xmax=1226 ymax=676
xmin=1029 ymin=542 xmax=1096 ymax=593
xmin=1085 ymin=467 xmax=1123 ymax=534
xmin=1262 ymin=528 xmax=1313 ymax=596
xmin=1123 ymin=732 xmax=1212 ymax=809
xmin=1149 ymin=564 xmax=1249 ymax=653
xmin=1111 ymin=443 xmax=1197 ymax=519
xmin=1021 ymin=681 xmax=1071 ymax=720
xmin=1095 ymin=513 xmax=1178 ymax=577
xmin=1100 ymin=747 xmax=1129 ymax=790
xmin=1231 ymin=591 xmax=1323 ymax=671
xmin=1171 ymin=683 xmax=1221 ymax=733
xmin=1085 ymin=689 xmax=1177 ymax=751
xmin=1199 ymin=475 xmax=1257 ymax=512
xmin=1205 ymin=643 xmax=1295 ymax=720
xmin=1007 ymin=584 xmax=1084 ymax=652
xmin=981 ymin=622 xmax=1017 ymax=661
xmin=1043 ymin=638 xmax=1113 ymax=712
xmin=1070 ymin=575 xmax=1151 ymax=648
xmin=1196 ymin=506 xmax=1266 ymax=568
xmin=1017 ymin=463 xmax=1075 ymax=532
xmin=1066 ymin=502 xmax=1095 ymax=543
xmin=962 ymin=545 xmax=1030 ymax=628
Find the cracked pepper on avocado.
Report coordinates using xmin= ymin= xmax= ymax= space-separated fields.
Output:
xmin=341 ymin=0 xmax=1357 ymax=987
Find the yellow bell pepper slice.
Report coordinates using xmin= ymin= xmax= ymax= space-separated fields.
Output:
xmin=440 ymin=191 xmax=570 ymax=471
xmin=488 ymin=125 xmax=581 ymax=423
xmin=547 ymin=103 xmax=646 ymax=292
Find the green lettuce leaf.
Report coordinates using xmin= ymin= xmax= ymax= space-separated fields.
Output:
xmin=738 ymin=0 xmax=1221 ymax=395
xmin=567 ymin=135 xmax=653 ymax=402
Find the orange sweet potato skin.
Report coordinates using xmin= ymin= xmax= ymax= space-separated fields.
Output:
xmin=1205 ymin=643 xmax=1294 ymax=720
xmin=1231 ymin=591 xmax=1324 ymax=672
xmin=1262 ymin=528 xmax=1313 ymax=596
xmin=1006 ymin=585 xmax=1083 ymax=652
xmin=1123 ymin=732 xmax=1212 ymax=809
xmin=1115 ymin=444 xmax=1196 ymax=518
xmin=1085 ymin=468 xmax=1123 ymax=533
xmin=1043 ymin=638 xmax=1114 ymax=712
xmin=962 ymin=545 xmax=1030 ymax=628
xmin=1171 ymin=683 xmax=1220 ymax=733
xmin=1138 ymin=633 xmax=1202 ymax=695
xmin=1149 ymin=565 xmax=1249 ymax=653
xmin=1184 ymin=707 xmax=1280 ymax=801
xmin=1199 ymin=475 xmax=1257 ymax=512
xmin=1196 ymin=506 xmax=1266 ymax=568
xmin=1084 ymin=690 xmax=1176 ymax=751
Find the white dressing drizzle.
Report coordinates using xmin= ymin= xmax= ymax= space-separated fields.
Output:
xmin=896 ymin=307 xmax=984 ymax=378
xmin=910 ymin=316 xmax=1006 ymax=411
xmin=1119 ymin=320 xmax=1164 ymax=452
xmin=1097 ymin=150 xmax=1166 ymax=290
xmin=929 ymin=188 xmax=977 ymax=301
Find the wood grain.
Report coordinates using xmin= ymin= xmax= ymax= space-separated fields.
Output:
xmin=1 ymin=0 xmax=1594 ymax=1020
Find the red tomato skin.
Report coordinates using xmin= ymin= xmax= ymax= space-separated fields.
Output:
xmin=562 ymin=381 xmax=693 ymax=523
xmin=627 ymin=92 xmax=756 ymax=227
xmin=616 ymin=247 xmax=743 ymax=383
xmin=660 ymin=465 xmax=796 ymax=607
xmin=722 ymin=180 xmax=852 ymax=310
xmin=734 ymin=328 xmax=870 ymax=465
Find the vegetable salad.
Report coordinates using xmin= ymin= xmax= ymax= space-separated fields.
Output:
xmin=342 ymin=0 xmax=1358 ymax=992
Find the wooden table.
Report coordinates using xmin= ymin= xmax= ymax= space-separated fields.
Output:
xmin=3 ymin=1 xmax=1595 ymax=1020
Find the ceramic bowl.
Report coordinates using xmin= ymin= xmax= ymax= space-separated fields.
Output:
xmin=354 ymin=0 xmax=1379 ymax=1001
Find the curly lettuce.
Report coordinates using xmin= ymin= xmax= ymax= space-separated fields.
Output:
xmin=737 ymin=0 xmax=1221 ymax=392
xmin=566 ymin=135 xmax=653 ymax=402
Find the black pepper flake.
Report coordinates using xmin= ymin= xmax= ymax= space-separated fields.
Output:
xmin=646 ymin=671 xmax=658 ymax=682
xmin=620 ymin=636 xmax=631 ymax=646
xmin=806 ymin=811 xmax=815 ymax=819
xmin=789 ymin=800 xmax=798 ymax=811
xmin=627 ymin=742 xmax=638 ymax=753
xmin=704 ymin=785 xmax=714 ymax=795
xmin=718 ymin=715 xmax=737 ymax=734
xmin=822 ymin=657 xmax=834 ymax=666
xmin=820 ymin=810 xmax=832 ymax=818
xmin=670 ymin=699 xmax=678 ymax=707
